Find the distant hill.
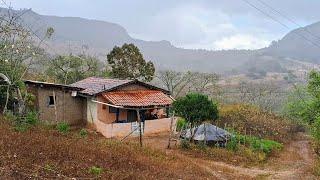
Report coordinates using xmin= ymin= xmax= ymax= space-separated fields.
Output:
xmin=3 ymin=8 xmax=320 ymax=74
xmin=262 ymin=22 xmax=320 ymax=64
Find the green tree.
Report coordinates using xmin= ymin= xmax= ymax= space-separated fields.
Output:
xmin=107 ymin=43 xmax=155 ymax=82
xmin=46 ymin=54 xmax=101 ymax=84
xmin=282 ymin=85 xmax=314 ymax=124
xmin=283 ymin=70 xmax=320 ymax=126
xmin=173 ymin=93 xmax=218 ymax=129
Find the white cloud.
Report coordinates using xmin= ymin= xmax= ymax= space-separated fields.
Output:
xmin=130 ymin=3 xmax=280 ymax=50
xmin=213 ymin=34 xmax=270 ymax=50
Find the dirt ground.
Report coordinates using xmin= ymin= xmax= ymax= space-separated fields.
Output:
xmin=127 ymin=132 xmax=318 ymax=179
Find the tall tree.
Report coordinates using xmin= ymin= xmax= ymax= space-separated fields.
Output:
xmin=107 ymin=43 xmax=155 ymax=82
xmin=46 ymin=54 xmax=101 ymax=84
xmin=0 ymin=8 xmax=50 ymax=114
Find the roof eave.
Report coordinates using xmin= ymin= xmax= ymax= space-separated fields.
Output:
xmin=93 ymin=79 xmax=170 ymax=96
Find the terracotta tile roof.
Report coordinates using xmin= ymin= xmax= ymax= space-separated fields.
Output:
xmin=70 ymin=77 xmax=132 ymax=95
xmin=103 ymin=90 xmax=173 ymax=107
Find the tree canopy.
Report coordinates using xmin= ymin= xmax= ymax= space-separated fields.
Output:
xmin=173 ymin=93 xmax=218 ymax=127
xmin=46 ymin=54 xmax=102 ymax=84
xmin=107 ymin=43 xmax=155 ymax=82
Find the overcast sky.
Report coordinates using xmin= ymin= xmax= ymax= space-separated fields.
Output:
xmin=4 ymin=0 xmax=320 ymax=50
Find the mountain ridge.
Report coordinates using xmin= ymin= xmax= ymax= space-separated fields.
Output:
xmin=2 ymin=7 xmax=320 ymax=74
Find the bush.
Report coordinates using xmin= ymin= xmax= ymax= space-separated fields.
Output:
xmin=56 ymin=122 xmax=70 ymax=134
xmin=248 ymin=137 xmax=282 ymax=154
xmin=312 ymin=117 xmax=320 ymax=143
xmin=89 ymin=166 xmax=103 ymax=176
xmin=226 ymin=136 xmax=238 ymax=151
xmin=25 ymin=111 xmax=39 ymax=125
xmin=79 ymin=128 xmax=88 ymax=137
xmin=218 ymin=104 xmax=296 ymax=142
xmin=3 ymin=111 xmax=17 ymax=122
xmin=173 ymin=93 xmax=219 ymax=127
xmin=180 ymin=139 xmax=191 ymax=149
xmin=227 ymin=133 xmax=282 ymax=155
xmin=176 ymin=118 xmax=187 ymax=132
xmin=4 ymin=111 xmax=39 ymax=132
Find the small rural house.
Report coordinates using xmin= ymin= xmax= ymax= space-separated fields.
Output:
xmin=25 ymin=77 xmax=174 ymax=138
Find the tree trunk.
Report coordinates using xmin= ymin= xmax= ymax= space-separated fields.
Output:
xmin=3 ymin=85 xmax=10 ymax=114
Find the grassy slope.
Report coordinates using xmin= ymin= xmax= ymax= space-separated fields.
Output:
xmin=0 ymin=120 xmax=213 ymax=179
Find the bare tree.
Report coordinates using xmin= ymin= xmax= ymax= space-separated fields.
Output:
xmin=0 ymin=7 xmax=51 ymax=114
xmin=156 ymin=70 xmax=194 ymax=98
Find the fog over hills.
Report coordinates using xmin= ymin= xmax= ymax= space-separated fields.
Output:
xmin=6 ymin=8 xmax=320 ymax=74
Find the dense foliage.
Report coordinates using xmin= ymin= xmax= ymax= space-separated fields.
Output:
xmin=173 ymin=93 xmax=218 ymax=128
xmin=283 ymin=70 xmax=320 ymax=154
xmin=46 ymin=54 xmax=102 ymax=84
xmin=107 ymin=43 xmax=155 ymax=82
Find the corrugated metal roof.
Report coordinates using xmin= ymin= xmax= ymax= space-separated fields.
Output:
xmin=70 ymin=77 xmax=132 ymax=95
xmin=103 ymin=90 xmax=173 ymax=107
xmin=24 ymin=80 xmax=82 ymax=90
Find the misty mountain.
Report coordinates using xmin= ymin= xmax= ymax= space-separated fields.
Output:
xmin=3 ymin=8 xmax=320 ymax=74
xmin=263 ymin=22 xmax=320 ymax=64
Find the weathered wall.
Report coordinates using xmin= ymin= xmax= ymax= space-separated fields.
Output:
xmin=86 ymin=98 xmax=97 ymax=124
xmin=97 ymin=96 xmax=127 ymax=124
xmin=28 ymin=86 xmax=85 ymax=125
xmin=94 ymin=118 xmax=177 ymax=138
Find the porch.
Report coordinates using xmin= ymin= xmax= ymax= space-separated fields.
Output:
xmin=94 ymin=117 xmax=176 ymax=138
xmin=92 ymin=89 xmax=175 ymax=139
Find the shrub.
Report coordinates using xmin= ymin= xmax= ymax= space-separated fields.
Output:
xmin=176 ymin=118 xmax=187 ymax=132
xmin=218 ymin=104 xmax=296 ymax=142
xmin=14 ymin=124 xmax=29 ymax=132
xmin=79 ymin=128 xmax=88 ymax=137
xmin=89 ymin=166 xmax=103 ymax=176
xmin=56 ymin=122 xmax=70 ymax=134
xmin=4 ymin=111 xmax=39 ymax=132
xmin=173 ymin=93 xmax=218 ymax=128
xmin=312 ymin=117 xmax=320 ymax=141
xmin=227 ymin=133 xmax=282 ymax=155
xmin=3 ymin=111 xmax=17 ymax=122
xmin=25 ymin=111 xmax=39 ymax=125
xmin=196 ymin=141 xmax=207 ymax=150
xmin=226 ymin=136 xmax=238 ymax=151
xmin=180 ymin=139 xmax=191 ymax=149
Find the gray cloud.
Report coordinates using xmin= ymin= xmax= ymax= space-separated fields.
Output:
xmin=7 ymin=0 xmax=320 ymax=49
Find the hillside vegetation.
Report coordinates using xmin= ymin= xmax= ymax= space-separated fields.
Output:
xmin=218 ymin=104 xmax=300 ymax=142
xmin=0 ymin=117 xmax=212 ymax=179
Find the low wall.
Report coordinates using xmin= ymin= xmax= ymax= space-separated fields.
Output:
xmin=94 ymin=118 xmax=177 ymax=138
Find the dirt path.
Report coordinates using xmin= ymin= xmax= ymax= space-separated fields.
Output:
xmin=140 ymin=132 xmax=317 ymax=179
xmin=184 ymin=133 xmax=317 ymax=179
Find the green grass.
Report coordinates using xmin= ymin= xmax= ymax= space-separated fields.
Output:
xmin=89 ymin=166 xmax=103 ymax=176
xmin=56 ymin=122 xmax=70 ymax=134
xmin=79 ymin=128 xmax=88 ymax=138
xmin=230 ymin=133 xmax=283 ymax=155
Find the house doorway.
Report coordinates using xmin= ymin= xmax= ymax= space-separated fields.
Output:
xmin=127 ymin=110 xmax=137 ymax=122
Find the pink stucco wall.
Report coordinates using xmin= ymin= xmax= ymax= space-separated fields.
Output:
xmin=94 ymin=117 xmax=177 ymax=138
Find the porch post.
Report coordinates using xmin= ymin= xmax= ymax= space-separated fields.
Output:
xmin=136 ymin=109 xmax=143 ymax=147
